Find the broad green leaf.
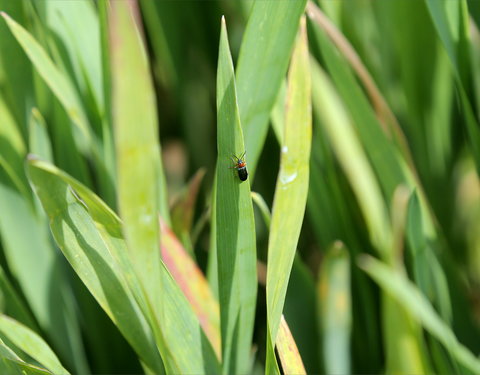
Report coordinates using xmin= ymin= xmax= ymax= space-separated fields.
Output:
xmin=359 ymin=255 xmax=480 ymax=375
xmin=0 ymin=314 xmax=69 ymax=374
xmin=266 ymin=17 xmax=311 ymax=373
xmin=109 ymin=1 xmax=166 ymax=361
xmin=216 ymin=17 xmax=257 ymax=375
xmin=317 ymin=242 xmax=351 ymax=375
xmin=27 ymin=160 xmax=220 ymax=375
xmin=236 ymin=0 xmax=307 ymax=176
xmin=276 ymin=315 xmax=306 ymax=375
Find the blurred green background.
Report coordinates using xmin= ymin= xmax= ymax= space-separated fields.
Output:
xmin=0 ymin=0 xmax=480 ymax=374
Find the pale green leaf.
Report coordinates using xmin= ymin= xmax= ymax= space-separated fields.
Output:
xmin=317 ymin=242 xmax=351 ymax=375
xmin=110 ymin=0 xmax=163 ymax=329
xmin=266 ymin=17 xmax=311 ymax=373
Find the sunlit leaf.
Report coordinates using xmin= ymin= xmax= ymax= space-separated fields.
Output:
xmin=216 ymin=17 xmax=257 ymax=374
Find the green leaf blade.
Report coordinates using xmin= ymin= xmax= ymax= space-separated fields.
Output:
xmin=360 ymin=255 xmax=480 ymax=375
xmin=311 ymin=60 xmax=390 ymax=253
xmin=266 ymin=17 xmax=312 ymax=372
xmin=28 ymin=160 xmax=221 ymax=375
xmin=0 ymin=314 xmax=69 ymax=375
xmin=0 ymin=12 xmax=91 ymax=144
xmin=318 ymin=242 xmax=352 ymax=375
xmin=109 ymin=3 xmax=168 ymax=362
xmin=26 ymin=160 xmax=165 ymax=373
xmin=216 ymin=17 xmax=257 ymax=375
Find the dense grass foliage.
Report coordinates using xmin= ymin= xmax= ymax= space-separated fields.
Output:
xmin=0 ymin=0 xmax=479 ymax=374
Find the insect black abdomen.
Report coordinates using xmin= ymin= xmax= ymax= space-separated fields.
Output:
xmin=237 ymin=166 xmax=248 ymax=181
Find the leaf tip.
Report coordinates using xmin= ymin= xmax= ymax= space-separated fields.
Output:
xmin=332 ymin=240 xmax=345 ymax=250
xmin=356 ymin=253 xmax=373 ymax=271
xmin=220 ymin=15 xmax=227 ymax=34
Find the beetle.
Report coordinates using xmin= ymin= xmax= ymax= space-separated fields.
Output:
xmin=229 ymin=151 xmax=248 ymax=181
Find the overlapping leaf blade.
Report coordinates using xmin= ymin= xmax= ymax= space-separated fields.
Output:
xmin=236 ymin=0 xmax=307 ymax=176
xmin=0 ymin=314 xmax=69 ymax=375
xmin=27 ymin=160 xmax=164 ymax=374
xmin=27 ymin=160 xmax=221 ymax=374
